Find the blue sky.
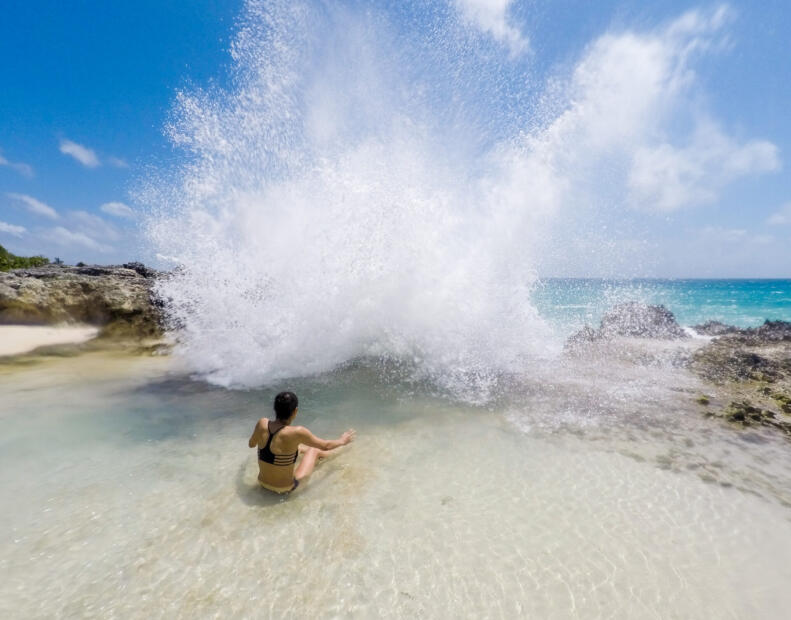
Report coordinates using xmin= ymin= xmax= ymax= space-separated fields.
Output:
xmin=0 ymin=0 xmax=789 ymax=276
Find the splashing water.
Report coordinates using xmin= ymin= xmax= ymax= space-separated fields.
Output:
xmin=143 ymin=0 xmax=748 ymax=399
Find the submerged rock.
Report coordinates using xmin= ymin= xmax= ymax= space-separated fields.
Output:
xmin=706 ymin=400 xmax=791 ymax=436
xmin=0 ymin=264 xmax=163 ymax=338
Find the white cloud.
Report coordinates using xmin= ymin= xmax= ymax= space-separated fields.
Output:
xmin=68 ymin=210 xmax=121 ymax=242
xmin=59 ymin=139 xmax=100 ymax=168
xmin=767 ymin=202 xmax=791 ymax=226
xmin=455 ymin=0 xmax=528 ymax=56
xmin=482 ymin=5 xmax=784 ymax=277
xmin=511 ymin=6 xmax=778 ymax=216
xmin=628 ymin=121 xmax=780 ymax=211
xmin=41 ymin=226 xmax=111 ymax=252
xmin=108 ymin=156 xmax=129 ymax=168
xmin=6 ymin=193 xmax=59 ymax=219
xmin=100 ymin=201 xmax=136 ymax=218
xmin=0 ymin=221 xmax=26 ymax=237
xmin=0 ymin=150 xmax=34 ymax=178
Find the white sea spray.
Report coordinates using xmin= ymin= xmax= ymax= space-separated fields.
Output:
xmin=143 ymin=1 xmax=749 ymax=400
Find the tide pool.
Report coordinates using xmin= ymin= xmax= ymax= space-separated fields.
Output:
xmin=2 ymin=350 xmax=791 ymax=618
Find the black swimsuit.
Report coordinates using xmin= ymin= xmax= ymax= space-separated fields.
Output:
xmin=258 ymin=421 xmax=299 ymax=466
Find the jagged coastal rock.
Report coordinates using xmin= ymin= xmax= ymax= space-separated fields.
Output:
xmin=690 ymin=320 xmax=791 ymax=436
xmin=0 ymin=263 xmax=163 ymax=338
xmin=567 ymin=302 xmax=688 ymax=348
xmin=690 ymin=321 xmax=740 ymax=336
xmin=566 ymin=302 xmax=791 ymax=438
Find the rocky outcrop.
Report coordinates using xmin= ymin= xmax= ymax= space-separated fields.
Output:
xmin=565 ymin=303 xmax=791 ymax=438
xmin=690 ymin=320 xmax=791 ymax=437
xmin=691 ymin=321 xmax=740 ymax=336
xmin=709 ymin=320 xmax=791 ymax=346
xmin=567 ymin=302 xmax=688 ymax=348
xmin=0 ymin=263 xmax=163 ymax=338
xmin=690 ymin=321 xmax=791 ymax=382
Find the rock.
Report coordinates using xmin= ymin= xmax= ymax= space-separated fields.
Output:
xmin=693 ymin=319 xmax=791 ymax=345
xmin=774 ymin=393 xmax=791 ymax=414
xmin=599 ymin=302 xmax=688 ymax=339
xmin=690 ymin=347 xmax=783 ymax=383
xmin=723 ymin=400 xmax=773 ymax=425
xmin=713 ymin=400 xmax=791 ymax=435
xmin=565 ymin=325 xmax=600 ymax=346
xmin=122 ymin=262 xmax=158 ymax=279
xmin=692 ymin=321 xmax=740 ymax=336
xmin=566 ymin=302 xmax=688 ymax=349
xmin=719 ymin=320 xmax=791 ymax=346
xmin=0 ymin=264 xmax=163 ymax=338
xmin=689 ymin=318 xmax=791 ymax=439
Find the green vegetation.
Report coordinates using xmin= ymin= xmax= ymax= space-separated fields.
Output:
xmin=0 ymin=244 xmax=50 ymax=271
xmin=773 ymin=393 xmax=791 ymax=414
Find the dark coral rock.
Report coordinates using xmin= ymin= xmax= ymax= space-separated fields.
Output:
xmin=692 ymin=321 xmax=740 ymax=336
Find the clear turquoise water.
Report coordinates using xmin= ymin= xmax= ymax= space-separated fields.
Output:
xmin=532 ymin=279 xmax=791 ymax=336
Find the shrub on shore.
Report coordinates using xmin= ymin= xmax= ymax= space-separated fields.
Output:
xmin=0 ymin=244 xmax=50 ymax=271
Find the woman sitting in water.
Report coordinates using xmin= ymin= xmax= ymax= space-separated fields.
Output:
xmin=248 ymin=391 xmax=355 ymax=493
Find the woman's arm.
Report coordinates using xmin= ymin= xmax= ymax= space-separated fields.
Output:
xmin=248 ymin=420 xmax=264 ymax=448
xmin=294 ymin=426 xmax=355 ymax=451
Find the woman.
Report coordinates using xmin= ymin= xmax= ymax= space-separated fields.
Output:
xmin=248 ymin=391 xmax=355 ymax=493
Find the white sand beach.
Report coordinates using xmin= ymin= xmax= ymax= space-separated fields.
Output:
xmin=0 ymin=325 xmax=99 ymax=357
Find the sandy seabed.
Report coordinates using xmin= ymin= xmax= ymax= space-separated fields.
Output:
xmin=1 ymin=350 xmax=791 ymax=619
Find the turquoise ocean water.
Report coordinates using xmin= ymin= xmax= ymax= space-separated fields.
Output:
xmin=532 ymin=279 xmax=791 ymax=336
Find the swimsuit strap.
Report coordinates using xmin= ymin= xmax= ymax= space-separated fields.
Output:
xmin=264 ymin=420 xmax=285 ymax=448
xmin=258 ymin=420 xmax=299 ymax=466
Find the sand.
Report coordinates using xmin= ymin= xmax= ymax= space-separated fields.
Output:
xmin=0 ymin=325 xmax=99 ymax=357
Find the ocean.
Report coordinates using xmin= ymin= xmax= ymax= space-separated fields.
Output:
xmin=533 ymin=278 xmax=791 ymax=335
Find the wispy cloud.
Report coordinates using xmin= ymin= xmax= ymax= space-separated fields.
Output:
xmin=628 ymin=121 xmax=779 ymax=212
xmin=108 ymin=156 xmax=129 ymax=168
xmin=767 ymin=202 xmax=791 ymax=226
xmin=69 ymin=210 xmax=120 ymax=241
xmin=454 ymin=0 xmax=528 ymax=56
xmin=0 ymin=150 xmax=34 ymax=178
xmin=41 ymin=226 xmax=111 ymax=252
xmin=100 ymin=201 xmax=135 ymax=218
xmin=6 ymin=193 xmax=59 ymax=219
xmin=503 ymin=6 xmax=779 ymax=219
xmin=59 ymin=139 xmax=100 ymax=168
xmin=0 ymin=221 xmax=26 ymax=237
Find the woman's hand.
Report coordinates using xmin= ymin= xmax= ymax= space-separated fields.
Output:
xmin=340 ymin=429 xmax=356 ymax=445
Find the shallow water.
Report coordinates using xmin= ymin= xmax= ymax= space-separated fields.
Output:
xmin=2 ymin=351 xmax=791 ymax=619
